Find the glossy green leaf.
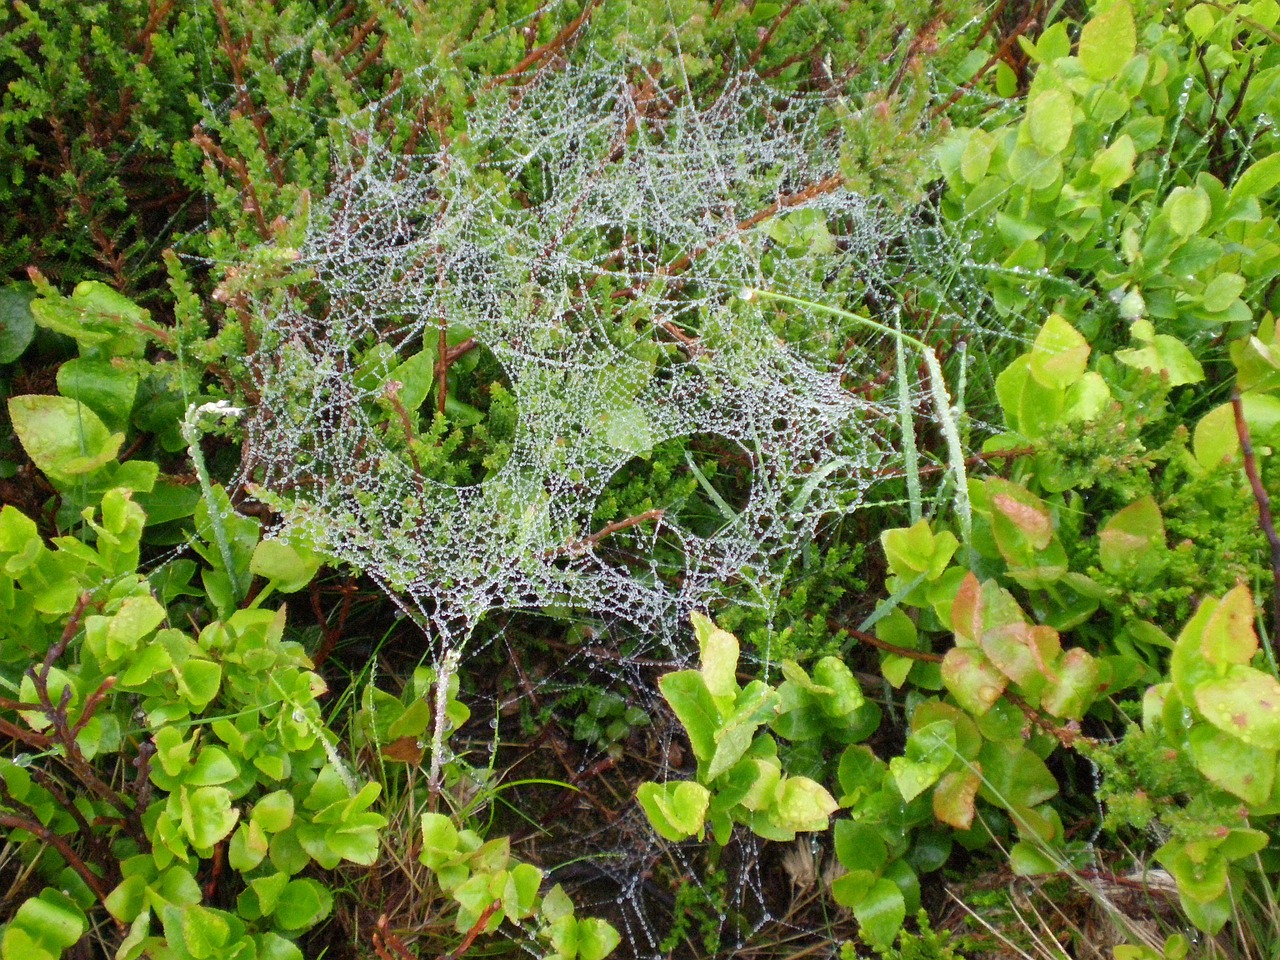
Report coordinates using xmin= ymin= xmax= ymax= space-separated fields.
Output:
xmin=1098 ymin=496 xmax=1166 ymax=581
xmin=250 ymin=539 xmax=321 ymax=593
xmin=1188 ymin=725 xmax=1275 ymax=805
xmin=1194 ymin=665 xmax=1280 ymax=748
xmin=1 ymin=888 xmax=87 ymax=959
xmin=772 ymin=775 xmax=838 ymax=832
xmin=977 ymin=741 xmax=1058 ymax=809
xmin=1027 ymin=315 xmax=1089 ymax=389
xmin=691 ymin=611 xmax=739 ymax=702
xmin=1199 ymin=584 xmax=1258 ymax=666
xmin=1230 ymin=152 xmax=1280 ymax=205
xmin=1027 ymin=89 xmax=1073 ymax=155
xmin=251 ymin=791 xmax=295 ymax=833
xmin=658 ymin=670 xmax=718 ymax=764
xmin=1091 ymin=135 xmax=1136 ymax=189
xmin=1009 ymin=840 xmax=1059 ymax=875
xmin=273 ymin=878 xmax=332 ymax=931
xmin=0 ymin=285 xmax=36 ymax=364
xmin=8 ymin=395 xmax=123 ymax=481
xmin=577 ymin=917 xmax=621 ymax=960
xmin=1078 ymin=0 xmax=1136 ymax=80
xmin=852 ymin=877 xmax=907 ymax=949
xmin=881 ymin=519 xmax=958 ymax=581
xmin=181 ymin=785 xmax=240 ymax=850
xmin=636 ymin=780 xmax=709 ymax=841
xmin=890 ymin=721 xmax=956 ymax=802
xmin=833 ymin=820 xmax=888 ymax=873
xmin=56 ymin=358 xmax=138 ymax=430
xmin=1165 ymin=186 xmax=1211 ymax=239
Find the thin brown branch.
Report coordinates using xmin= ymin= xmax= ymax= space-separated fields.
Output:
xmin=441 ymin=901 xmax=501 ymax=960
xmin=830 ymin=617 xmax=943 ymax=662
xmin=551 ymin=508 xmax=665 ymax=558
xmin=436 ymin=323 xmax=449 ymax=417
xmin=210 ymin=0 xmax=284 ymax=186
xmin=745 ymin=0 xmax=802 ymax=70
xmin=0 ymin=805 xmax=116 ymax=908
xmin=192 ymin=127 xmax=271 ymax=236
xmin=383 ymin=382 xmax=424 ymax=483
xmin=487 ymin=0 xmax=602 ymax=88
xmin=373 ymin=915 xmax=415 ymax=960
xmin=930 ymin=12 xmax=1039 ymax=118
xmin=1233 ymin=391 xmax=1280 ymax=660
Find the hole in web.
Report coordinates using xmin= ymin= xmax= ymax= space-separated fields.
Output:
xmin=591 ymin=432 xmax=755 ymax=575
xmin=387 ymin=330 xmax=518 ymax=488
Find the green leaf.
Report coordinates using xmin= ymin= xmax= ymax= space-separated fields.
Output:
xmin=177 ymin=659 xmax=222 ymax=710
xmin=853 ymin=877 xmax=907 ymax=950
xmin=2 ymin=888 xmax=87 ymax=958
xmin=0 ymin=285 xmax=36 ymax=364
xmin=1027 ymin=89 xmax=1074 ymax=155
xmin=1115 ymin=319 xmax=1205 ymax=386
xmin=1185 ymin=3 xmax=1217 ymax=40
xmin=1230 ymin=153 xmax=1280 ymax=205
xmin=187 ymin=747 xmax=239 ymax=787
xmin=658 ymin=670 xmax=719 ymax=764
xmin=576 ymin=917 xmax=621 ymax=960
xmin=1165 ymin=186 xmax=1211 ymax=239
xmin=1091 ymin=135 xmax=1136 ymax=189
xmin=419 ymin=812 xmax=460 ymax=868
xmin=1194 ymin=665 xmax=1280 ymax=748
xmin=1098 ymin=496 xmax=1166 ymax=582
xmin=1041 ymin=648 xmax=1101 ymax=720
xmin=602 ymin=404 xmax=652 ymax=455
xmin=1194 ymin=394 xmax=1280 ymax=468
xmin=977 ymin=741 xmax=1058 ymax=809
xmin=56 ymin=359 xmax=138 ymax=430
xmin=273 ymin=878 xmax=332 ymax=931
xmin=834 ymin=820 xmax=888 ymax=874
xmin=707 ymin=685 xmax=778 ymax=780
xmin=636 ymin=781 xmax=710 ymax=841
xmin=88 ymin=594 xmax=167 ymax=663
xmin=250 ymin=539 xmax=321 ymax=593
xmin=502 ymin=863 xmax=543 ymax=920
xmin=8 ymin=395 xmax=123 ymax=481
xmin=881 ymin=519 xmax=959 ymax=581
xmin=691 ymin=611 xmax=739 ymax=702
xmin=252 ymin=791 xmax=296 ymax=833
xmin=1188 ymin=725 xmax=1275 ymax=805
xmin=1199 ymin=584 xmax=1258 ymax=666
xmin=181 ymin=785 xmax=240 ymax=850
xmin=942 ymin=647 xmax=1008 ymax=715
xmin=1078 ymin=1 xmax=1136 ymax=80
xmin=1009 ymin=840 xmax=1059 ymax=875
xmin=811 ymin=657 xmax=864 ymax=717
xmin=1201 ymin=273 xmax=1246 ymax=314
xmin=772 ymin=775 xmax=838 ymax=833
xmin=890 ymin=721 xmax=956 ymax=802
xmin=1027 ymin=315 xmax=1089 ymax=389
xmin=30 ymin=280 xmax=149 ymax=356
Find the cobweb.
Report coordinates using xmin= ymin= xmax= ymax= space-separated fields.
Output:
xmin=243 ymin=58 xmax=921 ymax=645
xmin=238 ymin=50 xmax=974 ymax=956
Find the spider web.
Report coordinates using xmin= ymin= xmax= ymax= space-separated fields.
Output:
xmin=235 ymin=46 xmax=994 ymax=958
xmin=243 ymin=58 xmax=918 ymax=645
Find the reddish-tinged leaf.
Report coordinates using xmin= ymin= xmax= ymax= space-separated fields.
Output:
xmin=933 ymin=768 xmax=981 ymax=830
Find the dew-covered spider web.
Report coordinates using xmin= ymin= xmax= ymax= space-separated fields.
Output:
xmin=244 ymin=58 xmax=941 ymax=642
xmin=235 ymin=45 xmax=999 ymax=958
